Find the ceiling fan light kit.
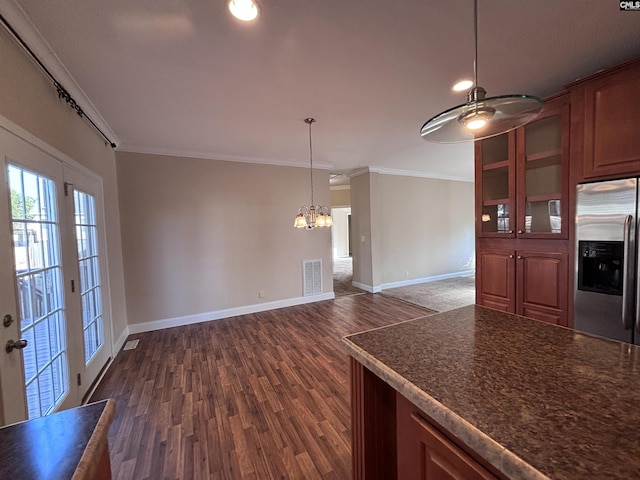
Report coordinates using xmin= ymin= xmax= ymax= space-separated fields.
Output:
xmin=420 ymin=0 xmax=543 ymax=143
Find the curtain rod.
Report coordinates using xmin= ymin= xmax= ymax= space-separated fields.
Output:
xmin=0 ymin=13 xmax=117 ymax=148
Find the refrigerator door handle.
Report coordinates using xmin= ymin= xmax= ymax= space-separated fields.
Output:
xmin=636 ymin=215 xmax=640 ymax=335
xmin=623 ymin=215 xmax=634 ymax=330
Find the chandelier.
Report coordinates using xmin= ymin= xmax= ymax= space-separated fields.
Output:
xmin=293 ymin=118 xmax=333 ymax=229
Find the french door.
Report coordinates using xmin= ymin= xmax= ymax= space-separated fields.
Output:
xmin=0 ymin=127 xmax=111 ymax=425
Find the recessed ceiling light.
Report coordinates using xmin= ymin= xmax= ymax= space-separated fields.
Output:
xmin=452 ymin=79 xmax=474 ymax=92
xmin=228 ymin=0 xmax=260 ymax=21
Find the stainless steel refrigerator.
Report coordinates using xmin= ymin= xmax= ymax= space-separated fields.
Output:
xmin=575 ymin=178 xmax=640 ymax=344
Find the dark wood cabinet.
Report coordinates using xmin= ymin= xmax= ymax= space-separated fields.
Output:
xmin=476 ymin=95 xmax=570 ymax=239
xmin=570 ymin=59 xmax=640 ymax=180
xmin=351 ymin=360 xmax=505 ymax=480
xmin=476 ymin=247 xmax=567 ymax=324
xmin=475 ymin=95 xmax=570 ymax=326
xmin=396 ymin=393 xmax=498 ymax=480
xmin=476 ymin=249 xmax=515 ymax=312
xmin=517 ymin=250 xmax=568 ymax=324
xmin=516 ymin=100 xmax=570 ymax=239
xmin=475 ymin=132 xmax=516 ymax=237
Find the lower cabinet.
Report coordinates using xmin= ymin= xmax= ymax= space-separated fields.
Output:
xmin=396 ymin=393 xmax=498 ymax=480
xmin=477 ymin=247 xmax=568 ymax=325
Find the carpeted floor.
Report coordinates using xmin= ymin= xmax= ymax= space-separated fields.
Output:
xmin=332 ymin=257 xmax=475 ymax=312
xmin=382 ymin=275 xmax=476 ymax=312
xmin=333 ymin=257 xmax=366 ymax=297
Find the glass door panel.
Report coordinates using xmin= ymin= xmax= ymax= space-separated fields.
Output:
xmin=73 ymin=190 xmax=103 ymax=363
xmin=64 ymin=165 xmax=112 ymax=400
xmin=479 ymin=132 xmax=513 ymax=235
xmin=517 ymin=96 xmax=571 ymax=239
xmin=7 ymin=164 xmax=68 ymax=419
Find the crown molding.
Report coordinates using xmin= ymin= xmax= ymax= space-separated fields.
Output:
xmin=347 ymin=166 xmax=471 ymax=182
xmin=117 ymin=144 xmax=333 ymax=170
xmin=368 ymin=166 xmax=472 ymax=182
xmin=0 ymin=0 xmax=120 ymax=146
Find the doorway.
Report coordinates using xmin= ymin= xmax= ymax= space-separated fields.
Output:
xmin=331 ymin=207 xmax=363 ymax=297
xmin=0 ymin=127 xmax=112 ymax=425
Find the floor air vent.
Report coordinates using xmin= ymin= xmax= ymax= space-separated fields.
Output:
xmin=303 ymin=259 xmax=322 ymax=296
xmin=123 ymin=339 xmax=139 ymax=351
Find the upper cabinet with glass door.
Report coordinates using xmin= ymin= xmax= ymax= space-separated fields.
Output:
xmin=475 ymin=131 xmax=515 ymax=237
xmin=476 ymin=95 xmax=569 ymax=239
xmin=516 ymin=95 xmax=570 ymax=238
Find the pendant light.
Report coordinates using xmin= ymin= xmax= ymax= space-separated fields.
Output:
xmin=294 ymin=118 xmax=333 ymax=229
xmin=420 ymin=0 xmax=543 ymax=143
xmin=227 ymin=0 xmax=260 ymax=22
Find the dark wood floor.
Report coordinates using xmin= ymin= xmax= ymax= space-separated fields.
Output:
xmin=90 ymin=293 xmax=433 ymax=479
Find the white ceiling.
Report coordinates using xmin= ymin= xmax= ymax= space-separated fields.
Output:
xmin=5 ymin=0 xmax=640 ymax=182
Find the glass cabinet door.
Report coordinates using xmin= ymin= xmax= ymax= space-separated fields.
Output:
xmin=517 ymin=99 xmax=569 ymax=238
xmin=477 ymin=132 xmax=515 ymax=236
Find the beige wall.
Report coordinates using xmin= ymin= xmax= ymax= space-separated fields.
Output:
xmin=0 ymin=29 xmax=128 ymax=344
xmin=350 ymin=170 xmax=474 ymax=290
xmin=378 ymin=175 xmax=474 ymax=284
xmin=330 ymin=187 xmax=350 ymax=207
xmin=116 ymin=151 xmax=333 ymax=325
xmin=350 ymin=173 xmax=374 ymax=288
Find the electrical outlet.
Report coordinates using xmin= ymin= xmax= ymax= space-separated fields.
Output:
xmin=404 ymin=271 xmax=409 ymax=277
xmin=258 ymin=290 xmax=265 ymax=298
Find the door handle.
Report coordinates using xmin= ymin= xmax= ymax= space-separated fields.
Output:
xmin=623 ymin=215 xmax=633 ymax=330
xmin=6 ymin=339 xmax=28 ymax=353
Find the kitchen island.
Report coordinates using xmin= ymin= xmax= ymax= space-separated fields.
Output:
xmin=343 ymin=305 xmax=640 ymax=479
xmin=0 ymin=399 xmax=115 ymax=479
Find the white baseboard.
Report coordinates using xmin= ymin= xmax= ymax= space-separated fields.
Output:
xmin=112 ymin=326 xmax=130 ymax=354
xmin=351 ymin=281 xmax=381 ymax=293
xmin=380 ymin=270 xmax=475 ymax=291
xmin=127 ymin=292 xmax=336 ymax=335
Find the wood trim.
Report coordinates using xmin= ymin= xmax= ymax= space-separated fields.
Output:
xmin=564 ymin=56 xmax=640 ymax=89
xmin=350 ymin=358 xmax=397 ymax=480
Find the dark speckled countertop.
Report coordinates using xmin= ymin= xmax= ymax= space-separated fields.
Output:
xmin=0 ymin=399 xmax=115 ymax=480
xmin=343 ymin=305 xmax=640 ymax=480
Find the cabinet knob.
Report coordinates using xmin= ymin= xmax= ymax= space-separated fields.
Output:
xmin=518 ymin=229 xmax=524 ymax=234
xmin=508 ymin=230 xmax=513 ymax=234
xmin=517 ymin=255 xmax=523 ymax=259
xmin=509 ymin=255 xmax=514 ymax=259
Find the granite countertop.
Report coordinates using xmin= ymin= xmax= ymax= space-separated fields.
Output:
xmin=343 ymin=305 xmax=640 ymax=480
xmin=0 ymin=399 xmax=115 ymax=480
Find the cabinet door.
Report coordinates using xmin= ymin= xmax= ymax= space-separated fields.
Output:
xmin=396 ymin=394 xmax=497 ymax=480
xmin=477 ymin=249 xmax=515 ymax=313
xmin=516 ymin=97 xmax=570 ymax=239
xmin=476 ymin=132 xmax=515 ymax=237
xmin=581 ymin=62 xmax=640 ymax=178
xmin=517 ymin=251 xmax=567 ymax=325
